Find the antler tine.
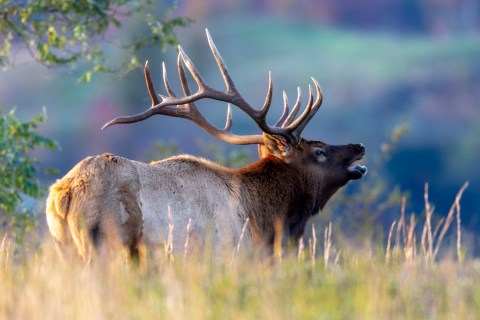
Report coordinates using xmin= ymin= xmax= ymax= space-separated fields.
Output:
xmin=286 ymin=84 xmax=314 ymax=133
xmin=101 ymin=62 xmax=162 ymax=129
xmin=205 ymin=29 xmax=279 ymax=134
xmin=162 ymin=62 xmax=175 ymax=98
xmin=177 ymin=51 xmax=192 ymax=96
xmin=290 ymin=77 xmax=323 ymax=136
xmin=224 ymin=104 xmax=233 ymax=131
xmin=101 ymin=107 xmax=158 ymax=130
xmin=206 ymin=29 xmax=265 ymax=123
xmin=178 ymin=46 xmax=207 ymax=92
xmin=282 ymin=87 xmax=302 ymax=127
xmin=274 ymin=90 xmax=290 ymax=127
xmin=145 ymin=61 xmax=160 ymax=106
xmin=259 ymin=71 xmax=273 ymax=117
xmin=206 ymin=28 xmax=236 ymax=93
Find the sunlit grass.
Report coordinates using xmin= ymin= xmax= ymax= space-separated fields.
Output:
xmin=1 ymin=183 xmax=478 ymax=319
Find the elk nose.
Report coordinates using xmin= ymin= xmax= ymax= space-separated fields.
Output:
xmin=350 ymin=143 xmax=365 ymax=153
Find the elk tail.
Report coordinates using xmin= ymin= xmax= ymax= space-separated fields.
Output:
xmin=45 ymin=179 xmax=72 ymax=244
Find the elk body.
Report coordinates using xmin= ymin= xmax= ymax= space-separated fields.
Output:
xmin=46 ymin=30 xmax=367 ymax=260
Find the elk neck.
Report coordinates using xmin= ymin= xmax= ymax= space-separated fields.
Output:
xmin=234 ymin=155 xmax=335 ymax=246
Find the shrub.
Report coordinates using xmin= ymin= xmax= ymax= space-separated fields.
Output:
xmin=0 ymin=108 xmax=57 ymax=238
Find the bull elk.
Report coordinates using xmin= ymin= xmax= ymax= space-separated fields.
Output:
xmin=46 ymin=29 xmax=367 ymax=260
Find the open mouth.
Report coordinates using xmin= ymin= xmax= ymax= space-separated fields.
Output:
xmin=348 ymin=163 xmax=368 ymax=175
xmin=347 ymin=154 xmax=368 ymax=179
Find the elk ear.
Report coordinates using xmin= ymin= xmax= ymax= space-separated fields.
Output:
xmin=262 ymin=134 xmax=291 ymax=159
xmin=257 ymin=144 xmax=269 ymax=159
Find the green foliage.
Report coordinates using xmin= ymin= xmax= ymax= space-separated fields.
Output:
xmin=0 ymin=108 xmax=57 ymax=233
xmin=0 ymin=0 xmax=192 ymax=81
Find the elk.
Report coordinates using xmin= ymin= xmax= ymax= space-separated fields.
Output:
xmin=46 ymin=29 xmax=367 ymax=260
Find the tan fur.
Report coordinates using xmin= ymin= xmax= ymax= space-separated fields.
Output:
xmin=46 ymin=153 xmax=144 ymax=259
xmin=46 ymin=180 xmax=71 ymax=243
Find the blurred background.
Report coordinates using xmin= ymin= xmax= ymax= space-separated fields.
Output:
xmin=2 ymin=1 xmax=479 ymax=250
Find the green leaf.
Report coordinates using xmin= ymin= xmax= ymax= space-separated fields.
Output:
xmin=0 ymin=108 xmax=58 ymax=220
xmin=0 ymin=1 xmax=191 ymax=79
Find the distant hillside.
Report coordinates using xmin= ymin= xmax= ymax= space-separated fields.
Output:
xmin=178 ymin=0 xmax=480 ymax=35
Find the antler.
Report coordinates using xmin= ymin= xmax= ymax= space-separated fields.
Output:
xmin=102 ymin=29 xmax=323 ymax=146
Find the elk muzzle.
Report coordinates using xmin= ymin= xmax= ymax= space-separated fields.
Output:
xmin=346 ymin=143 xmax=367 ymax=180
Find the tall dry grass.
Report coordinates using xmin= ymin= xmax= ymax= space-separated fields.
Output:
xmin=1 ymin=182 xmax=478 ymax=319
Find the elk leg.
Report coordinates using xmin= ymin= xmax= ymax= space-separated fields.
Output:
xmin=67 ymin=213 xmax=92 ymax=261
xmin=119 ymin=195 xmax=143 ymax=260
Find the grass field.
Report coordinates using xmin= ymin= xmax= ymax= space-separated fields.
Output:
xmin=2 ymin=241 xmax=480 ymax=319
xmin=1 ymin=184 xmax=477 ymax=319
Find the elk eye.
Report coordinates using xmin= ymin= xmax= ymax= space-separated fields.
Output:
xmin=314 ymin=149 xmax=326 ymax=158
